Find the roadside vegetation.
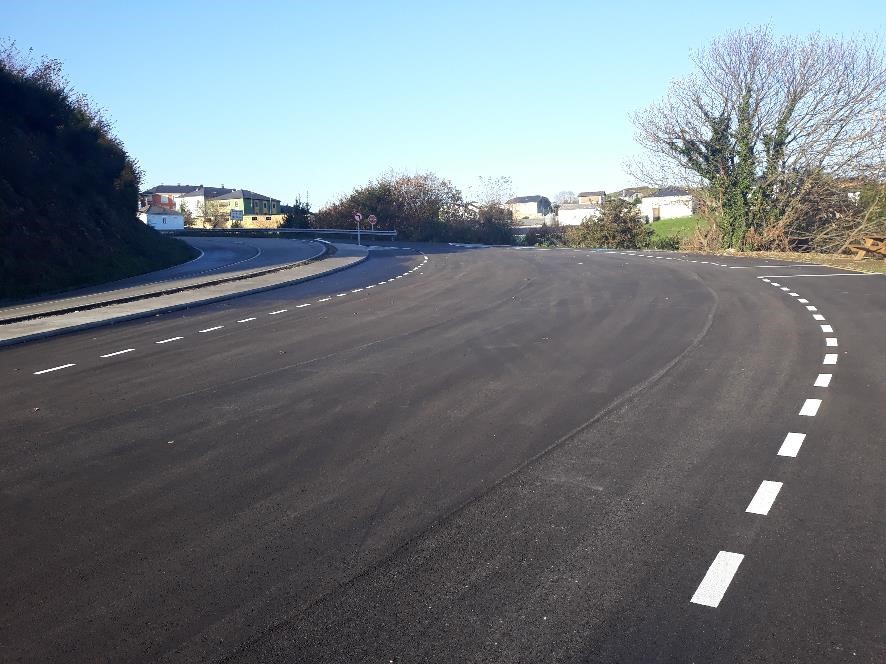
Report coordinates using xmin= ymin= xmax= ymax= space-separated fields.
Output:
xmin=631 ymin=27 xmax=886 ymax=254
xmin=312 ymin=172 xmax=515 ymax=244
xmin=0 ymin=42 xmax=196 ymax=301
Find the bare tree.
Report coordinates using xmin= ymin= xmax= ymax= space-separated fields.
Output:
xmin=631 ymin=27 xmax=886 ymax=249
xmin=555 ymin=190 xmax=578 ymax=204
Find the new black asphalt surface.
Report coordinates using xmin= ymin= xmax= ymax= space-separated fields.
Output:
xmin=0 ymin=246 xmax=883 ymax=662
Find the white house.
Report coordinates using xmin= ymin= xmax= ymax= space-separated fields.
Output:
xmin=138 ymin=205 xmax=184 ymax=230
xmin=506 ymin=195 xmax=553 ymax=221
xmin=557 ymin=203 xmax=601 ymax=226
xmin=639 ymin=187 xmax=694 ymax=222
xmin=174 ymin=185 xmax=235 ymax=218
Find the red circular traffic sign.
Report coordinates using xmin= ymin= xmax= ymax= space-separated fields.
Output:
xmin=368 ymin=214 xmax=377 ymax=225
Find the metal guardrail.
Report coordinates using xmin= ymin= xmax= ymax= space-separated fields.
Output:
xmin=169 ymin=227 xmax=397 ymax=240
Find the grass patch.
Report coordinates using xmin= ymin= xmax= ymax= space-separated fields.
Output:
xmin=648 ymin=215 xmax=706 ymax=238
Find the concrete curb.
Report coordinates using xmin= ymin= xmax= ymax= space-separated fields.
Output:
xmin=0 ymin=242 xmax=330 ymax=325
xmin=0 ymin=246 xmax=368 ymax=348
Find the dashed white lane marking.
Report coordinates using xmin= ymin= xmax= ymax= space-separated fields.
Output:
xmin=746 ymin=481 xmax=783 ymax=515
xmin=813 ymin=314 xmax=825 ymax=321
xmin=336 ymin=293 xmax=347 ymax=297
xmin=156 ymin=336 xmax=184 ymax=344
xmin=237 ymin=317 xmax=256 ymax=323
xmin=365 ymin=285 xmax=375 ymax=289
xmin=798 ymin=298 xmax=809 ymax=303
xmin=100 ymin=348 xmax=135 ymax=358
xmin=296 ymin=303 xmax=311 ymax=308
xmin=780 ymin=287 xmax=791 ymax=291
xmin=770 ymin=282 xmax=780 ymax=286
xmin=378 ymin=282 xmax=387 ymax=286
xmin=826 ymin=337 xmax=838 ymax=347
xmin=823 ymin=353 xmax=839 ymax=365
xmin=761 ymin=279 xmax=771 ymax=283
xmin=820 ymin=324 xmax=834 ymax=333
xmin=799 ymin=399 xmax=822 ymax=416
xmin=268 ymin=309 xmax=287 ymax=315
xmin=806 ymin=305 xmax=817 ymax=311
xmin=199 ymin=326 xmax=224 ymax=333
xmin=318 ymin=297 xmax=331 ymax=302
xmin=815 ymin=373 xmax=833 ymax=387
xmin=691 ymin=551 xmax=744 ymax=607
xmin=34 ymin=363 xmax=76 ymax=375
xmin=351 ymin=288 xmax=364 ymax=292
xmin=778 ymin=432 xmax=806 ymax=457
xmin=788 ymin=292 xmax=799 ymax=296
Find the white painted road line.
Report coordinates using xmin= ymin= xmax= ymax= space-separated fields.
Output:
xmin=378 ymin=282 xmax=387 ymax=286
xmin=813 ymin=314 xmax=825 ymax=321
xmin=100 ymin=348 xmax=135 ymax=358
xmin=746 ymin=481 xmax=783 ymax=515
xmin=770 ymin=282 xmax=780 ymax=286
xmin=268 ymin=309 xmax=287 ymax=315
xmin=778 ymin=432 xmax=807 ymax=457
xmin=780 ymin=287 xmax=790 ymax=291
xmin=788 ymin=292 xmax=799 ymax=296
xmin=336 ymin=293 xmax=347 ymax=297
xmin=761 ymin=278 xmax=771 ymax=282
xmin=799 ymin=399 xmax=822 ymax=416
xmin=365 ymin=285 xmax=375 ymax=289
xmin=823 ymin=353 xmax=839 ymax=365
xmin=798 ymin=298 xmax=809 ymax=303
xmin=199 ymin=326 xmax=224 ymax=333
xmin=691 ymin=551 xmax=744 ymax=608
xmin=820 ymin=324 xmax=834 ymax=333
xmin=296 ymin=303 xmax=311 ymax=308
xmin=156 ymin=337 xmax=184 ymax=344
xmin=806 ymin=305 xmax=817 ymax=311
xmin=826 ymin=338 xmax=838 ymax=347
xmin=351 ymin=288 xmax=364 ymax=292
xmin=318 ymin=297 xmax=331 ymax=302
xmin=34 ymin=363 xmax=76 ymax=375
xmin=815 ymin=373 xmax=833 ymax=387
xmin=237 ymin=318 xmax=256 ymax=323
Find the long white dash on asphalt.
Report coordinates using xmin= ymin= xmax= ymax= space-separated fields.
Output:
xmin=761 ymin=278 xmax=771 ymax=282
xmin=799 ymin=399 xmax=822 ymax=416
xmin=780 ymin=287 xmax=791 ymax=291
xmin=798 ymin=298 xmax=809 ymax=303
xmin=34 ymin=363 xmax=76 ymax=375
xmin=826 ymin=337 xmax=838 ymax=347
xmin=156 ymin=337 xmax=183 ymax=344
xmin=789 ymin=292 xmax=799 ymax=296
xmin=746 ymin=481 xmax=783 ymax=515
xmin=296 ymin=303 xmax=311 ymax=308
xmin=690 ymin=551 xmax=744 ymax=608
xmin=823 ymin=353 xmax=838 ymax=365
xmin=820 ymin=324 xmax=834 ymax=333
xmin=237 ymin=318 xmax=256 ymax=323
xmin=365 ymin=285 xmax=375 ymax=289
xmin=377 ymin=282 xmax=386 ymax=286
xmin=199 ymin=326 xmax=224 ymax=333
xmin=351 ymin=288 xmax=363 ymax=292
xmin=100 ymin=348 xmax=135 ymax=358
xmin=815 ymin=373 xmax=833 ymax=387
xmin=770 ymin=282 xmax=780 ymax=286
xmin=813 ymin=314 xmax=825 ymax=321
xmin=268 ymin=309 xmax=287 ymax=315
xmin=318 ymin=297 xmax=331 ymax=302
xmin=806 ymin=305 xmax=818 ymax=311
xmin=778 ymin=432 xmax=806 ymax=457
xmin=336 ymin=293 xmax=347 ymax=297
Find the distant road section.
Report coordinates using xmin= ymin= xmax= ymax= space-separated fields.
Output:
xmin=0 ymin=237 xmax=322 ymax=322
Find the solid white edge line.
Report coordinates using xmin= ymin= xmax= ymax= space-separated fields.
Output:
xmin=237 ymin=318 xmax=256 ymax=323
xmin=746 ymin=481 xmax=783 ymax=515
xmin=156 ymin=337 xmax=184 ymax=344
xmin=34 ymin=363 xmax=76 ymax=375
xmin=799 ymin=399 xmax=822 ymax=416
xmin=690 ymin=551 xmax=744 ymax=607
xmin=100 ymin=348 xmax=135 ymax=358
xmin=198 ymin=326 xmax=224 ymax=333
xmin=823 ymin=353 xmax=838 ymax=365
xmin=778 ymin=432 xmax=806 ymax=457
xmin=814 ymin=373 xmax=832 ymax=387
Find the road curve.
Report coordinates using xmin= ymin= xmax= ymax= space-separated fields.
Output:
xmin=0 ymin=246 xmax=882 ymax=663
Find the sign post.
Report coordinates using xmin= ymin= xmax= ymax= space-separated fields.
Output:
xmin=354 ymin=212 xmax=363 ymax=246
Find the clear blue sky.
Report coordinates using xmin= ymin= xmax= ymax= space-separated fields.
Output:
xmin=4 ymin=1 xmax=884 ymax=206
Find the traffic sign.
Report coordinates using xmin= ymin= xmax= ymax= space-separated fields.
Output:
xmin=368 ymin=214 xmax=377 ymax=226
xmin=354 ymin=212 xmax=363 ymax=222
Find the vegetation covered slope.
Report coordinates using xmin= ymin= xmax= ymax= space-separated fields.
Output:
xmin=0 ymin=46 xmax=196 ymax=300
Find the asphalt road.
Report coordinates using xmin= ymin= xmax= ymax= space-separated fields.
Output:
xmin=0 ymin=245 xmax=883 ymax=663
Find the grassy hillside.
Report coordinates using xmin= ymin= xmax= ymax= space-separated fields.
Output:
xmin=0 ymin=46 xmax=197 ymax=301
